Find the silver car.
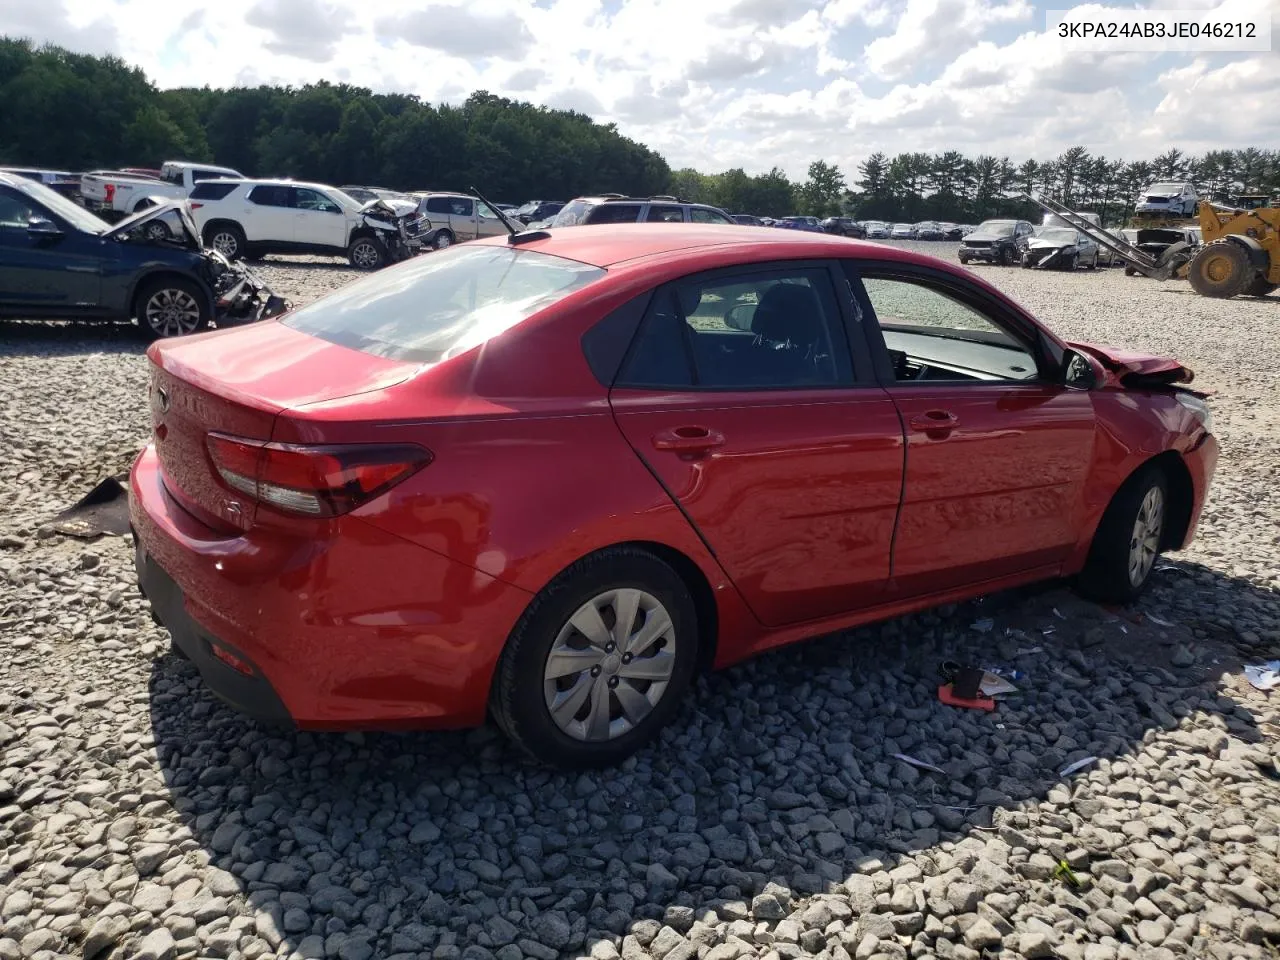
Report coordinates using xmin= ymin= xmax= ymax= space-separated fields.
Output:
xmin=413 ymin=192 xmax=508 ymax=249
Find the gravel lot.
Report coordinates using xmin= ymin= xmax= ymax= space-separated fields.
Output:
xmin=2 ymin=243 xmax=1278 ymax=960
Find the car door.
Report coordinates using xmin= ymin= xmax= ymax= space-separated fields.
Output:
xmin=0 ymin=186 xmax=102 ymax=314
xmin=243 ymin=185 xmax=294 ymax=243
xmin=447 ymin=196 xmax=478 ymax=240
xmin=475 ymin=200 xmax=507 ymax=238
xmin=645 ymin=204 xmax=685 ymax=223
xmin=292 ymin=187 xmax=349 ymax=251
xmin=608 ymin=262 xmax=905 ymax=627
xmin=846 ymin=263 xmax=1096 ymax=597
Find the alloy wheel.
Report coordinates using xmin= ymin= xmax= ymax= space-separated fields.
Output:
xmin=211 ymin=231 xmax=239 ymax=257
xmin=542 ymin=588 xmax=677 ymax=742
xmin=434 ymin=233 xmax=452 ymax=250
xmin=144 ymin=222 xmax=169 ymax=242
xmin=351 ymin=240 xmax=381 ymax=269
xmin=1128 ymin=486 xmax=1164 ymax=586
xmin=144 ymin=288 xmax=202 ymax=338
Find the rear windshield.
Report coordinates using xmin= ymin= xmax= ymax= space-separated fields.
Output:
xmin=283 ymin=245 xmax=606 ymax=363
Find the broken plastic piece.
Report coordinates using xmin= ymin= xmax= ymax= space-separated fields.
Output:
xmin=1059 ymin=756 xmax=1098 ymax=777
xmin=892 ymin=753 xmax=947 ymax=775
xmin=1147 ymin=613 xmax=1175 ymax=627
xmin=938 ymin=683 xmax=996 ymax=712
xmin=1054 ymin=859 xmax=1080 ymax=887
xmin=979 ymin=672 xmax=1018 ymax=697
xmin=970 ymin=618 xmax=994 ymax=633
xmin=1243 ymin=661 xmax=1280 ymax=692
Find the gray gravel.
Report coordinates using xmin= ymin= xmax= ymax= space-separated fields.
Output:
xmin=2 ymin=248 xmax=1279 ymax=960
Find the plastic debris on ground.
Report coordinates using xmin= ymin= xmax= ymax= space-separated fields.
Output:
xmin=1147 ymin=613 xmax=1176 ymax=627
xmin=1243 ymin=661 xmax=1280 ymax=692
xmin=938 ymin=662 xmax=998 ymax=710
xmin=1059 ymin=756 xmax=1099 ymax=777
xmin=892 ymin=753 xmax=947 ymax=775
xmin=978 ymin=672 xmax=1019 ymax=698
xmin=1054 ymin=860 xmax=1081 ymax=887
xmin=46 ymin=477 xmax=131 ymax=539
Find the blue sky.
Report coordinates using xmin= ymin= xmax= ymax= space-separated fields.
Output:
xmin=4 ymin=0 xmax=1278 ymax=180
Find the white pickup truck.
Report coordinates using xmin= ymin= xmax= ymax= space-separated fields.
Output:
xmin=80 ymin=161 xmax=243 ymax=221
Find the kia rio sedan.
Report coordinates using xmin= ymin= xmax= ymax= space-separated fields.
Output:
xmin=131 ymin=224 xmax=1218 ymax=768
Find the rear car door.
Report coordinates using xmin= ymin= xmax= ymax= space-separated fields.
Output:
xmin=447 ymin=196 xmax=478 ymax=239
xmin=846 ymin=263 xmax=1096 ymax=597
xmin=0 ymin=186 xmax=102 ymax=314
xmin=645 ymin=205 xmax=685 ymax=223
xmin=609 ymin=262 xmax=905 ymax=627
xmin=291 ymin=187 xmax=349 ymax=250
xmin=243 ymin=185 xmax=294 ymax=243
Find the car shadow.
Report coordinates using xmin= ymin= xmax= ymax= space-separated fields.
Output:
xmin=0 ymin=319 xmax=150 ymax=356
xmin=146 ymin=560 xmax=1274 ymax=958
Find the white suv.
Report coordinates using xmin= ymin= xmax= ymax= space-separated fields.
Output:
xmin=1135 ymin=182 xmax=1198 ymax=217
xmin=189 ymin=179 xmax=422 ymax=269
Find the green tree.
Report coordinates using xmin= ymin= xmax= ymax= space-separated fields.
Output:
xmin=798 ymin=160 xmax=845 ymax=217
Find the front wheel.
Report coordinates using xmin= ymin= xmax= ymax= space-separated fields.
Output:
xmin=1077 ymin=466 xmax=1169 ymax=603
xmin=1188 ymin=240 xmax=1253 ymax=298
xmin=135 ymin=277 xmax=210 ymax=340
xmin=348 ymin=236 xmax=386 ymax=270
xmin=433 ymin=231 xmax=454 ymax=250
xmin=1000 ymin=246 xmax=1016 ymax=266
xmin=490 ymin=547 xmax=699 ymax=769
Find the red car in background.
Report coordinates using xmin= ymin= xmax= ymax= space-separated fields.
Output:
xmin=130 ymin=225 xmax=1217 ymax=768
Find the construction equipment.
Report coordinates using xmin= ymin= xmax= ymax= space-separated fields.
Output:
xmin=1024 ymin=190 xmax=1191 ymax=280
xmin=1186 ymin=196 xmax=1280 ymax=298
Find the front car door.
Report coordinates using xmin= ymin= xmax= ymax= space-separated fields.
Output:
xmin=645 ymin=204 xmax=685 ymax=223
xmin=846 ymin=263 xmax=1096 ymax=597
xmin=0 ymin=185 xmax=102 ymax=315
xmin=609 ymin=261 xmax=905 ymax=627
xmin=291 ymin=187 xmax=349 ymax=251
xmin=475 ymin=200 xmax=507 ymax=238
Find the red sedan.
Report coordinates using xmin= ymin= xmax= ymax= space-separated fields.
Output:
xmin=130 ymin=224 xmax=1218 ymax=767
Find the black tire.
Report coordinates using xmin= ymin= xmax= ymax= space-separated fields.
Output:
xmin=1244 ymin=276 xmax=1278 ymax=297
xmin=1066 ymin=254 xmax=1079 ymax=271
xmin=489 ymin=547 xmax=699 ymax=769
xmin=1124 ymin=265 xmax=1138 ymax=277
xmin=348 ymin=235 xmax=386 ymax=270
xmin=135 ymin=276 xmax=211 ymax=341
xmin=204 ymin=223 xmax=245 ymax=261
xmin=958 ymin=255 xmax=970 ymax=265
xmin=1077 ymin=465 xmax=1170 ymax=604
xmin=1188 ymin=240 xmax=1253 ymax=298
xmin=999 ymin=245 xmax=1016 ymax=266
xmin=1086 ymin=253 xmax=1097 ymax=270
xmin=433 ymin=230 xmax=454 ymax=250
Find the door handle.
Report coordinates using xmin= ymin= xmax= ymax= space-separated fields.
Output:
xmin=909 ymin=410 xmax=959 ymax=433
xmin=652 ymin=426 xmax=725 ymax=453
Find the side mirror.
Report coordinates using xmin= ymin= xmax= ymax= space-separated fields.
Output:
xmin=1062 ymin=348 xmax=1099 ymax=390
xmin=28 ymin=217 xmax=61 ymax=238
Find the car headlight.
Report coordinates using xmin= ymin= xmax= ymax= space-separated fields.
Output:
xmin=1176 ymin=392 xmax=1213 ymax=434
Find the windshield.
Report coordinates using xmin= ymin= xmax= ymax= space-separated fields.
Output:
xmin=976 ymin=220 xmax=1015 ymax=236
xmin=284 ymin=245 xmax=606 ymax=363
xmin=16 ymin=178 xmax=110 ymax=234
xmin=1150 ymin=183 xmax=1183 ymax=193
xmin=551 ymin=200 xmax=597 ymax=227
xmin=1038 ymin=228 xmax=1078 ymax=244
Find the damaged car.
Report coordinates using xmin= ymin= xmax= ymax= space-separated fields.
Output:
xmin=1022 ymin=227 xmax=1100 ymax=270
xmin=0 ymin=172 xmax=288 ymax=339
xmin=958 ymin=219 xmax=1035 ymax=265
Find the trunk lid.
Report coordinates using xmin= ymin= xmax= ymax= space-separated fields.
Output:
xmin=1068 ymin=340 xmax=1194 ymax=387
xmin=147 ymin=321 xmax=420 ymax=531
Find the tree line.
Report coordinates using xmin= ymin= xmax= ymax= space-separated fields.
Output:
xmin=3 ymin=37 xmax=1280 ymax=224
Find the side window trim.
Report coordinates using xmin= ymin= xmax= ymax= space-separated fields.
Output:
xmin=614 ymin=258 xmax=868 ymax=392
xmin=841 ymin=260 xmax=1057 ymax=385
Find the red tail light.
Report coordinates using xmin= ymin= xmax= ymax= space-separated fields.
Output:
xmin=104 ymin=183 xmax=115 ymax=204
xmin=190 ymin=202 xmax=203 ymax=210
xmin=206 ymin=433 xmax=431 ymax=518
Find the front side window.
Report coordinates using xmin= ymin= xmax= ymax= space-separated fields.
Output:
xmin=294 ymin=188 xmax=342 ymax=213
xmin=586 ymin=204 xmax=642 ymax=225
xmin=477 ymin=201 xmax=498 ymax=219
xmin=248 ymin=185 xmax=290 ymax=207
xmin=284 ymin=245 xmax=606 ymax=363
xmin=552 ymin=200 xmax=596 ymax=226
xmin=860 ymin=276 xmax=1038 ymax=382
xmin=0 ymin=188 xmax=37 ymax=228
xmin=620 ymin=268 xmax=853 ymax=389
xmin=449 ymin=197 xmax=475 ymax=217
xmin=646 ymin=205 xmax=684 ymax=223
xmin=691 ymin=207 xmax=734 ymax=224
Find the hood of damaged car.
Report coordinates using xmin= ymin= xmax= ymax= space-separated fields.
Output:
xmin=360 ymin=197 xmax=417 ymax=219
xmin=104 ymin=199 xmax=200 ymax=247
xmin=1027 ymin=237 xmax=1075 ymax=250
xmin=1068 ymin=340 xmax=1194 ymax=386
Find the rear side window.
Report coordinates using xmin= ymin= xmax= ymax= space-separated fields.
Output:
xmin=190 ymin=181 xmax=238 ymax=201
xmin=646 ymin=205 xmax=684 ymax=223
xmin=691 ymin=207 xmax=734 ymax=225
xmin=248 ymin=185 xmax=290 ymax=207
xmin=619 ymin=268 xmax=853 ymax=389
xmin=449 ymin=197 xmax=474 ymax=216
xmin=586 ymin=204 xmax=642 ymax=225
xmin=283 ymin=246 xmax=606 ymax=363
xmin=424 ymin=196 xmax=453 ymax=215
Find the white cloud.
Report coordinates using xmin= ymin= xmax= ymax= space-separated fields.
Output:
xmin=2 ymin=0 xmax=1274 ymax=183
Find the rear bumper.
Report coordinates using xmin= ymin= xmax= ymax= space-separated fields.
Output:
xmin=129 ymin=444 xmax=534 ymax=729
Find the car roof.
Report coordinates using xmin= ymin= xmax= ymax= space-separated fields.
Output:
xmin=469 ymin=222 xmax=950 ymax=269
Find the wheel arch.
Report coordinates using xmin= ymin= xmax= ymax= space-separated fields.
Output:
xmin=1218 ymin=233 xmax=1270 ymax=270
xmin=1145 ymin=449 xmax=1194 ymax=551
xmin=201 ymin=218 xmax=243 ymax=241
xmin=128 ymin=268 xmax=215 ymax=322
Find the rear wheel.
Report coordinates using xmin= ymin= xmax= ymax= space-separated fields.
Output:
xmin=135 ymin=277 xmax=210 ymax=340
xmin=1077 ymin=466 xmax=1169 ymax=603
xmin=1124 ymin=265 xmax=1139 ymax=277
xmin=204 ymin=223 xmax=245 ymax=261
xmin=490 ymin=547 xmax=699 ymax=769
xmin=1000 ymin=246 xmax=1015 ymax=266
xmin=1244 ymin=276 xmax=1278 ymax=297
xmin=1188 ymin=240 xmax=1253 ymax=298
